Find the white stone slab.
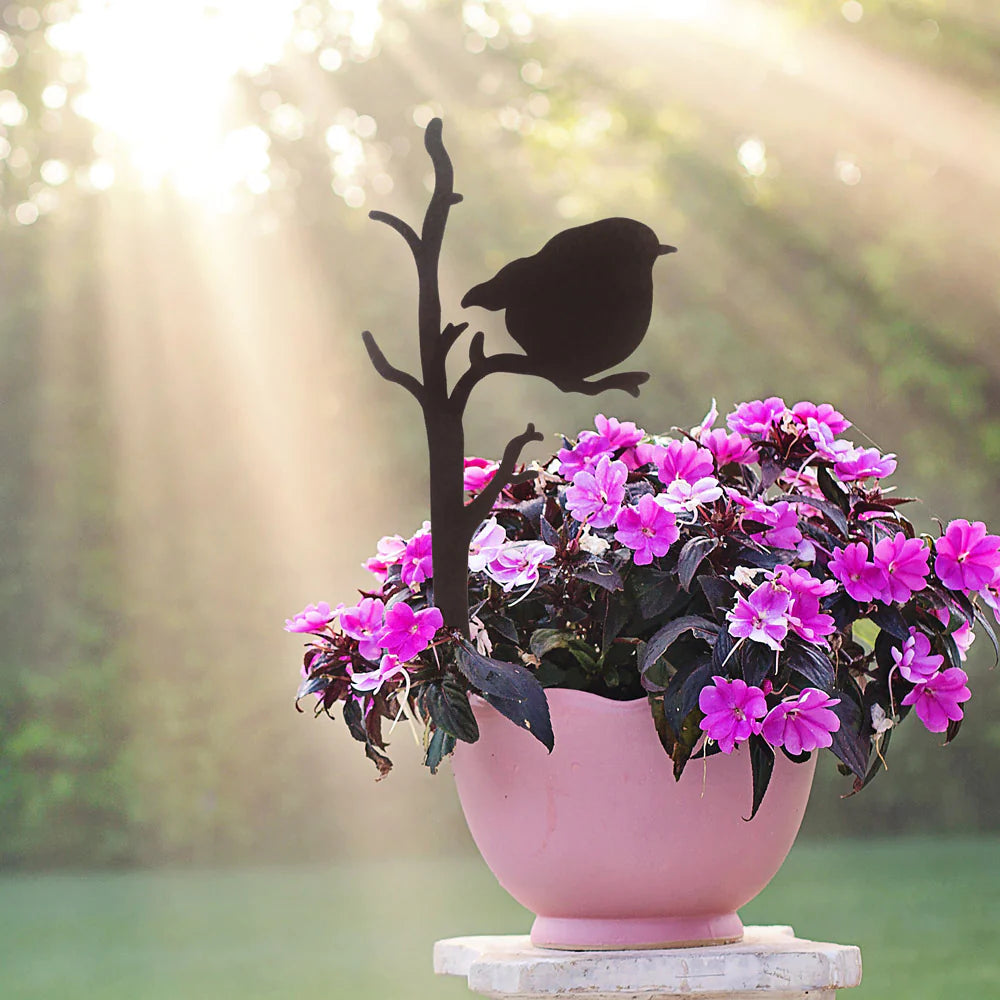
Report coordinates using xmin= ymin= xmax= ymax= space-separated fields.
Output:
xmin=434 ymin=926 xmax=862 ymax=999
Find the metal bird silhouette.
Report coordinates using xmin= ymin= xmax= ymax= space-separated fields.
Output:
xmin=461 ymin=217 xmax=676 ymax=382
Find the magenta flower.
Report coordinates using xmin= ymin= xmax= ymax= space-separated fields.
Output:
xmin=701 ymin=428 xmax=759 ymax=467
xmin=655 ymin=439 xmax=715 ymax=486
xmin=486 ymin=540 xmax=557 ymax=592
xmin=760 ymin=689 xmax=841 ymax=754
xmin=872 ymin=532 xmax=931 ymax=604
xmin=400 ymin=527 xmax=433 ymax=587
xmin=659 ymin=475 xmax=723 ymax=513
xmin=835 ymin=447 xmax=897 ymax=482
xmin=698 ymin=676 xmax=768 ymax=754
xmin=778 ymin=573 xmax=836 ymax=642
xmin=726 ymin=581 xmax=791 ymax=651
xmin=829 ymin=542 xmax=887 ymax=603
xmin=468 ymin=517 xmax=507 ymax=573
xmin=377 ymin=603 xmax=444 ymax=662
xmin=284 ymin=601 xmax=335 ymax=633
xmin=772 ymin=565 xmax=838 ymax=599
xmin=566 ymin=455 xmax=628 ymax=528
xmin=934 ymin=519 xmax=1000 ymax=592
xmin=727 ymin=397 xmax=787 ymax=436
xmin=464 ymin=457 xmax=499 ymax=493
xmin=347 ymin=653 xmax=408 ymax=694
xmin=901 ymin=668 xmax=971 ymax=733
xmin=340 ymin=597 xmax=385 ymax=661
xmin=791 ymin=401 xmax=851 ymax=436
xmin=735 ymin=496 xmax=802 ymax=550
xmin=614 ymin=494 xmax=680 ymax=566
xmin=891 ymin=629 xmax=944 ymax=684
xmin=557 ymin=434 xmax=613 ymax=479
xmin=620 ymin=440 xmax=661 ymax=471
xmin=594 ymin=414 xmax=644 ymax=450
xmin=809 ymin=423 xmax=860 ymax=464
xmin=953 ymin=621 xmax=976 ymax=660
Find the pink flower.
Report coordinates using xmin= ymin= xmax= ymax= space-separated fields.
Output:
xmin=727 ymin=397 xmax=787 ymax=436
xmin=953 ymin=621 xmax=976 ymax=660
xmin=620 ymin=440 xmax=661 ymax=471
xmin=284 ymin=601 xmax=335 ymax=633
xmin=557 ymin=434 xmax=613 ymax=479
xmin=566 ymin=455 xmax=628 ymax=528
xmin=701 ymin=428 xmax=759 ymax=467
xmin=901 ymin=668 xmax=971 ymax=733
xmin=726 ymin=581 xmax=791 ymax=651
xmin=658 ymin=476 xmax=724 ymax=513
xmin=771 ymin=565 xmax=838 ymax=599
xmin=468 ymin=517 xmax=507 ymax=572
xmin=655 ymin=439 xmax=715 ymax=486
xmin=487 ymin=540 xmax=557 ymax=592
xmin=340 ymin=597 xmax=385 ymax=661
xmin=771 ymin=567 xmax=836 ymax=644
xmin=760 ymin=689 xmax=841 ymax=754
xmin=835 ymin=447 xmax=897 ymax=482
xmin=377 ymin=603 xmax=444 ymax=662
xmin=362 ymin=534 xmax=406 ymax=583
xmin=347 ymin=654 xmax=408 ymax=694
xmin=809 ymin=423 xmax=859 ymax=464
xmin=464 ymin=457 xmax=499 ymax=493
xmin=614 ymin=494 xmax=680 ymax=566
xmin=734 ymin=495 xmax=802 ymax=550
xmin=934 ymin=519 xmax=1000 ymax=592
xmin=594 ymin=414 xmax=644 ymax=450
xmin=891 ymin=629 xmax=944 ymax=683
xmin=791 ymin=401 xmax=851 ymax=437
xmin=872 ymin=532 xmax=931 ymax=604
xmin=828 ymin=542 xmax=887 ymax=603
xmin=698 ymin=676 xmax=768 ymax=754
xmin=400 ymin=527 xmax=433 ymax=587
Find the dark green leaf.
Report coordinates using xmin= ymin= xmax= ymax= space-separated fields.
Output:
xmin=639 ymin=615 xmax=718 ymax=674
xmin=420 ymin=679 xmax=480 ymax=743
xmin=746 ymin=735 xmax=775 ymax=821
xmin=423 ymin=728 xmax=456 ymax=774
xmin=457 ymin=645 xmax=554 ymax=750
xmin=648 ymin=694 xmax=674 ymax=756
xmin=677 ymin=536 xmax=719 ymax=591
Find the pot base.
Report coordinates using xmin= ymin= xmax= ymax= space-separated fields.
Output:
xmin=530 ymin=912 xmax=744 ymax=951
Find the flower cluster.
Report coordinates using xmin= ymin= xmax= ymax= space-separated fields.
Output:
xmin=289 ymin=399 xmax=998 ymax=809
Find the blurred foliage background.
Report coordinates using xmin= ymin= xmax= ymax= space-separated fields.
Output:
xmin=2 ymin=0 xmax=1000 ymax=882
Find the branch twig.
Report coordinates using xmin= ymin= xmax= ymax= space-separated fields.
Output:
xmin=368 ymin=210 xmax=421 ymax=256
xmin=361 ymin=331 xmax=425 ymax=404
xmin=435 ymin=321 xmax=470 ymax=364
xmin=465 ymin=422 xmax=544 ymax=528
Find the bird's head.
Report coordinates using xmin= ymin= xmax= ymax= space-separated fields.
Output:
xmin=597 ymin=218 xmax=676 ymax=266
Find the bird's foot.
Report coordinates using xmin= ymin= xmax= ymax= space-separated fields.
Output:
xmin=553 ymin=370 xmax=650 ymax=398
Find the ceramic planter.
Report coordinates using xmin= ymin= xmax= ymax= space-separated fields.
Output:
xmin=451 ymin=688 xmax=816 ymax=950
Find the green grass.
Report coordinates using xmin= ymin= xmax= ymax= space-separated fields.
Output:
xmin=2 ymin=838 xmax=998 ymax=999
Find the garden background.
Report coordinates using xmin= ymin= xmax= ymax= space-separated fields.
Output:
xmin=1 ymin=1 xmax=999 ymax=997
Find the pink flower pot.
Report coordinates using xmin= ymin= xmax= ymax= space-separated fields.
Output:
xmin=451 ymin=688 xmax=816 ymax=950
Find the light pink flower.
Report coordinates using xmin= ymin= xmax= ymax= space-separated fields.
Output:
xmin=377 ymin=603 xmax=444 ymax=661
xmin=891 ymin=629 xmax=944 ymax=683
xmin=468 ymin=517 xmax=507 ymax=573
xmin=726 ymin=581 xmax=791 ymax=651
xmin=760 ymin=689 xmax=841 ymax=754
xmin=727 ymin=397 xmax=787 ymax=436
xmin=362 ymin=534 xmax=406 ymax=583
xmin=701 ymin=428 xmax=759 ymax=467
xmin=284 ymin=601 xmax=335 ymax=633
xmin=808 ymin=422 xmax=860 ymax=464
xmin=872 ymin=532 xmax=931 ymax=604
xmin=828 ymin=542 xmax=887 ymax=604
xmin=557 ymin=434 xmax=613 ymax=479
xmin=340 ymin=597 xmax=385 ymax=661
xmin=791 ymin=401 xmax=851 ymax=437
xmin=566 ymin=455 xmax=628 ymax=528
xmin=693 ymin=398 xmax=719 ymax=436
xmin=614 ymin=494 xmax=680 ymax=566
xmin=835 ymin=448 xmax=897 ymax=482
xmin=658 ymin=475 xmax=724 ymax=513
xmin=901 ymin=668 xmax=971 ymax=733
xmin=934 ymin=519 xmax=1000 ymax=592
xmin=463 ymin=457 xmax=499 ymax=493
xmin=594 ymin=414 xmax=644 ymax=450
xmin=347 ymin=654 xmax=408 ymax=694
xmin=400 ymin=528 xmax=433 ymax=587
xmin=953 ymin=621 xmax=976 ymax=660
xmin=655 ymin=439 xmax=715 ymax=486
xmin=698 ymin=676 xmax=768 ymax=754
xmin=487 ymin=540 xmax=557 ymax=592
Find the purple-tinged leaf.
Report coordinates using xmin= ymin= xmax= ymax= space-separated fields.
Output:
xmin=746 ymin=735 xmax=775 ymax=820
xmin=640 ymin=615 xmax=718 ymax=674
xmin=829 ymin=696 xmax=869 ymax=779
xmin=678 ymin=536 xmax=719 ymax=591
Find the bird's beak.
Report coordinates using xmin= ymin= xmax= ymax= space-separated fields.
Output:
xmin=657 ymin=245 xmax=678 ymax=256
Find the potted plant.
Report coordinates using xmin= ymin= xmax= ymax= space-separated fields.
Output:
xmin=287 ymin=120 xmax=999 ymax=950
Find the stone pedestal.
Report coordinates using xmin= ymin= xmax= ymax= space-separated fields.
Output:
xmin=434 ymin=925 xmax=861 ymax=999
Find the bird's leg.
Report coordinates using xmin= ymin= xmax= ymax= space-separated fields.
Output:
xmin=552 ymin=370 xmax=650 ymax=398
